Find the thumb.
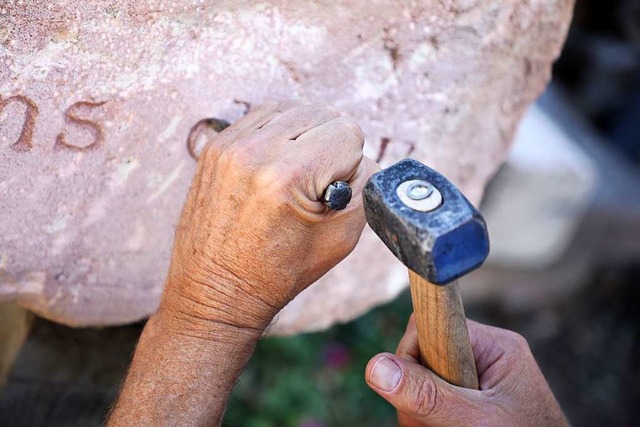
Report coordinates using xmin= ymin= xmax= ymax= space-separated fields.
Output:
xmin=365 ymin=353 xmax=488 ymax=426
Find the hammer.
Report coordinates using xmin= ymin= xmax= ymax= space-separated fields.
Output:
xmin=363 ymin=158 xmax=490 ymax=389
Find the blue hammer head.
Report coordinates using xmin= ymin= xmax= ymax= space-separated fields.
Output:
xmin=363 ymin=158 xmax=490 ymax=285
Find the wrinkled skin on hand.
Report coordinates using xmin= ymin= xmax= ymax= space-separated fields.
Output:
xmin=366 ymin=315 xmax=569 ymax=427
xmin=108 ymin=101 xmax=379 ymax=426
xmin=160 ymin=101 xmax=379 ymax=333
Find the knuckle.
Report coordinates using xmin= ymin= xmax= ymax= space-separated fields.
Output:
xmin=309 ymin=101 xmax=334 ymax=113
xmin=324 ymin=104 xmax=340 ymax=116
xmin=336 ymin=117 xmax=365 ymax=142
xmin=295 ymin=102 xmax=340 ymax=122
xmin=277 ymin=100 xmax=302 ymax=111
xmin=217 ymin=141 xmax=259 ymax=171
xmin=200 ymin=139 xmax=224 ymax=162
xmin=503 ymin=330 xmax=531 ymax=353
xmin=259 ymin=100 xmax=278 ymax=110
xmin=254 ymin=163 xmax=296 ymax=195
xmin=254 ymin=164 xmax=280 ymax=191
xmin=320 ymin=103 xmax=340 ymax=119
xmin=408 ymin=377 xmax=441 ymax=418
xmin=217 ymin=146 xmax=240 ymax=168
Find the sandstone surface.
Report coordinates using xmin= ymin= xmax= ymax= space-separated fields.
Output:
xmin=0 ymin=0 xmax=574 ymax=333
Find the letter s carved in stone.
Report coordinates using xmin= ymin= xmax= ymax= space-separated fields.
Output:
xmin=55 ymin=101 xmax=107 ymax=152
xmin=0 ymin=95 xmax=39 ymax=152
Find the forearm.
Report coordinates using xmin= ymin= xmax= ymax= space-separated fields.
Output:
xmin=108 ymin=306 xmax=263 ymax=426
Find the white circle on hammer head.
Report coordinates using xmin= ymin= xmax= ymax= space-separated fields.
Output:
xmin=407 ymin=182 xmax=433 ymax=200
xmin=397 ymin=180 xmax=443 ymax=212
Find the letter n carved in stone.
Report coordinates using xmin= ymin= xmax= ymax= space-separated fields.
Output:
xmin=0 ymin=95 xmax=39 ymax=152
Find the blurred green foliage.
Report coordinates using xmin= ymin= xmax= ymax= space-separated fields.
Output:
xmin=224 ymin=291 xmax=415 ymax=427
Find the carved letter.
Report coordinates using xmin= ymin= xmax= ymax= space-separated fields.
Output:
xmin=55 ymin=101 xmax=107 ymax=152
xmin=0 ymin=95 xmax=39 ymax=152
xmin=233 ymin=99 xmax=252 ymax=116
xmin=376 ymin=137 xmax=392 ymax=163
xmin=376 ymin=137 xmax=415 ymax=163
xmin=186 ymin=117 xmax=230 ymax=160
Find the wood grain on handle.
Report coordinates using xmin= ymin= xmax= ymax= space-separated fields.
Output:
xmin=408 ymin=270 xmax=479 ymax=389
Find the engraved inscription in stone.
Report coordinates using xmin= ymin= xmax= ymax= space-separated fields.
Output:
xmin=186 ymin=117 xmax=231 ymax=160
xmin=186 ymin=101 xmax=250 ymax=159
xmin=55 ymin=101 xmax=107 ymax=152
xmin=0 ymin=95 xmax=39 ymax=152
xmin=375 ymin=137 xmax=416 ymax=163
xmin=0 ymin=0 xmax=575 ymax=332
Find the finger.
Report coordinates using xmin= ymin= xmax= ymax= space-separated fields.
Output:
xmin=232 ymin=100 xmax=302 ymax=136
xmin=211 ymin=100 xmax=302 ymax=149
xmin=217 ymin=103 xmax=339 ymax=168
xmin=365 ymin=353 xmax=487 ymax=426
xmin=345 ymin=155 xmax=380 ymax=203
xmin=313 ymin=155 xmax=378 ymax=221
xmin=467 ymin=320 xmax=533 ymax=390
xmin=258 ymin=102 xmax=340 ymax=140
xmin=468 ymin=320 xmax=529 ymax=372
xmin=396 ymin=314 xmax=421 ymax=364
xmin=289 ymin=116 xmax=366 ymax=201
xmin=327 ymin=155 xmax=378 ymax=221
xmin=198 ymin=100 xmax=301 ymax=185
xmin=300 ymin=156 xmax=377 ymax=257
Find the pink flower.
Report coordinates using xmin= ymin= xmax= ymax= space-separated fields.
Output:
xmin=323 ymin=342 xmax=351 ymax=370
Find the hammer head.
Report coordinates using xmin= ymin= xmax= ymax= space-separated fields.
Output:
xmin=363 ymin=158 xmax=489 ymax=285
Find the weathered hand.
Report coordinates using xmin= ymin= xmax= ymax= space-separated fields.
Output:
xmin=161 ymin=101 xmax=378 ymax=333
xmin=109 ymin=101 xmax=378 ymax=426
xmin=365 ymin=315 xmax=569 ymax=426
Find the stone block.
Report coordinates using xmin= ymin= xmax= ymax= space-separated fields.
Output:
xmin=0 ymin=0 xmax=574 ymax=333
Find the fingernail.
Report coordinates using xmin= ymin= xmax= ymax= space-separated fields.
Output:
xmin=370 ymin=356 xmax=402 ymax=392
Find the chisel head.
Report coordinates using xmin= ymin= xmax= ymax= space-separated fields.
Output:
xmin=363 ymin=158 xmax=489 ymax=285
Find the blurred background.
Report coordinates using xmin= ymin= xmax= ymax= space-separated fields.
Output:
xmin=1 ymin=0 xmax=639 ymax=425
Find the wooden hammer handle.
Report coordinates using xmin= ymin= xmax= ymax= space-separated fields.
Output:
xmin=408 ymin=270 xmax=479 ymax=389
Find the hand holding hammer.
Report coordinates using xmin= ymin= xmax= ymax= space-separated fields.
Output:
xmin=364 ymin=158 xmax=489 ymax=389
